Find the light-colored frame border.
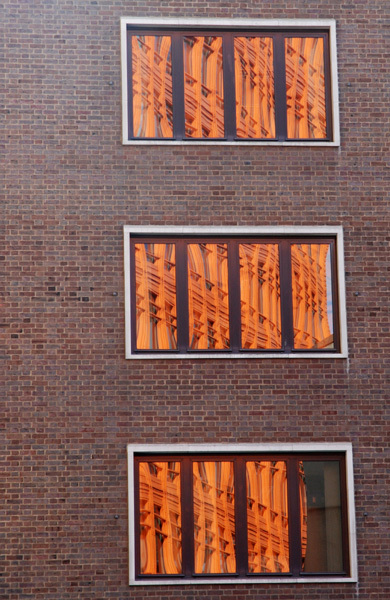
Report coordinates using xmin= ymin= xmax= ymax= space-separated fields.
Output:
xmin=127 ymin=442 xmax=357 ymax=585
xmin=123 ymin=225 xmax=348 ymax=359
xmin=120 ymin=17 xmax=340 ymax=147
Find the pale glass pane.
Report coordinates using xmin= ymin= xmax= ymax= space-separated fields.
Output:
xmin=139 ymin=462 xmax=182 ymax=574
xmin=300 ymin=461 xmax=343 ymax=573
xmin=135 ymin=243 xmax=177 ymax=350
xmin=234 ymin=37 xmax=275 ymax=138
xmin=183 ymin=36 xmax=224 ymax=138
xmin=240 ymin=244 xmax=281 ymax=349
xmin=291 ymin=244 xmax=334 ymax=349
xmin=285 ymin=37 xmax=327 ymax=139
xmin=188 ymin=243 xmax=229 ymax=349
xmin=193 ymin=461 xmax=236 ymax=574
xmin=246 ymin=461 xmax=289 ymax=573
xmin=132 ymin=35 xmax=173 ymax=138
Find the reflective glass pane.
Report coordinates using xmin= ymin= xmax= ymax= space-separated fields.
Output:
xmin=132 ymin=35 xmax=173 ymax=138
xmin=240 ymin=244 xmax=281 ymax=349
xmin=135 ymin=243 xmax=177 ymax=350
xmin=234 ymin=37 xmax=275 ymax=138
xmin=183 ymin=36 xmax=224 ymax=138
xmin=188 ymin=244 xmax=229 ymax=349
xmin=285 ymin=37 xmax=327 ymax=139
xmin=193 ymin=461 xmax=236 ymax=574
xmin=139 ymin=461 xmax=182 ymax=574
xmin=246 ymin=461 xmax=289 ymax=573
xmin=300 ymin=461 xmax=343 ymax=573
xmin=291 ymin=243 xmax=334 ymax=349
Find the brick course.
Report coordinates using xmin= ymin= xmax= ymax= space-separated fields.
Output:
xmin=3 ymin=1 xmax=389 ymax=599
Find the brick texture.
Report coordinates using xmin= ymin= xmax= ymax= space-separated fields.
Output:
xmin=3 ymin=1 xmax=389 ymax=599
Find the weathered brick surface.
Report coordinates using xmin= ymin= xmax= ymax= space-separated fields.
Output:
xmin=3 ymin=1 xmax=389 ymax=599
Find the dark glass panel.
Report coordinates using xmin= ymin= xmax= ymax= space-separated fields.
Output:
xmin=285 ymin=37 xmax=327 ymax=139
xmin=183 ymin=36 xmax=225 ymax=138
xmin=291 ymin=243 xmax=334 ymax=349
xmin=135 ymin=243 xmax=177 ymax=350
xmin=300 ymin=461 xmax=343 ymax=573
xmin=188 ymin=243 xmax=229 ymax=350
xmin=139 ymin=462 xmax=182 ymax=574
xmin=234 ymin=37 xmax=275 ymax=138
xmin=132 ymin=35 xmax=173 ymax=137
xmin=193 ymin=461 xmax=236 ymax=574
xmin=239 ymin=244 xmax=281 ymax=349
xmin=246 ymin=461 xmax=289 ymax=573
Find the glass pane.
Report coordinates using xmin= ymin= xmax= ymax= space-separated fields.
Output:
xmin=183 ymin=36 xmax=224 ymax=138
xmin=132 ymin=35 xmax=173 ymax=138
xmin=188 ymin=243 xmax=229 ymax=349
xmin=234 ymin=37 xmax=275 ymax=138
xmin=139 ymin=461 xmax=182 ymax=574
xmin=291 ymin=243 xmax=334 ymax=350
xmin=193 ymin=461 xmax=236 ymax=574
xmin=300 ymin=461 xmax=343 ymax=573
xmin=135 ymin=243 xmax=177 ymax=350
xmin=285 ymin=37 xmax=327 ymax=139
xmin=246 ymin=461 xmax=289 ymax=573
xmin=240 ymin=244 xmax=281 ymax=349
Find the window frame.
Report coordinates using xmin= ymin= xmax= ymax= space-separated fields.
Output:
xmin=123 ymin=226 xmax=348 ymax=359
xmin=127 ymin=443 xmax=358 ymax=585
xmin=120 ymin=17 xmax=340 ymax=146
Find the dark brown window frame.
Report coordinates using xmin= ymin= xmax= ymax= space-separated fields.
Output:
xmin=133 ymin=451 xmax=350 ymax=581
xmin=130 ymin=235 xmax=340 ymax=355
xmin=126 ymin=26 xmax=333 ymax=142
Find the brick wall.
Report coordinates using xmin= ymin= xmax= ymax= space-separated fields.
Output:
xmin=3 ymin=1 xmax=389 ymax=599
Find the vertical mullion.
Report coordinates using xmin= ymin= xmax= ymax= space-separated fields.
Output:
xmin=286 ymin=458 xmax=301 ymax=576
xmin=279 ymin=240 xmax=294 ymax=352
xmin=127 ymin=30 xmax=134 ymax=140
xmin=171 ymin=33 xmax=185 ymax=139
xmin=181 ymin=457 xmax=194 ymax=576
xmin=176 ymin=240 xmax=189 ymax=351
xmin=228 ymin=240 xmax=241 ymax=352
xmin=222 ymin=32 xmax=236 ymax=140
xmin=273 ymin=33 xmax=288 ymax=141
xmin=234 ymin=457 xmax=248 ymax=575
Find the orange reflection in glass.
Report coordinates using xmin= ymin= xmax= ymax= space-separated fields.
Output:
xmin=234 ymin=37 xmax=275 ymax=138
xmin=135 ymin=243 xmax=177 ymax=350
xmin=193 ymin=461 xmax=236 ymax=574
xmin=285 ymin=37 xmax=326 ymax=139
xmin=139 ymin=462 xmax=182 ymax=574
xmin=183 ymin=36 xmax=224 ymax=138
xmin=291 ymin=244 xmax=334 ymax=349
xmin=246 ymin=461 xmax=289 ymax=573
xmin=132 ymin=35 xmax=173 ymax=138
xmin=188 ymin=244 xmax=229 ymax=350
xmin=240 ymin=244 xmax=281 ymax=349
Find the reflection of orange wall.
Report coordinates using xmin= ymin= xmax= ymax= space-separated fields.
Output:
xmin=234 ymin=37 xmax=275 ymax=139
xmin=240 ymin=244 xmax=281 ymax=349
xmin=132 ymin=36 xmax=173 ymax=137
xmin=183 ymin=36 xmax=225 ymax=138
xmin=139 ymin=462 xmax=182 ymax=575
xmin=285 ymin=37 xmax=326 ymax=139
xmin=135 ymin=244 xmax=177 ymax=349
xmin=291 ymin=244 xmax=333 ymax=349
xmin=188 ymin=244 xmax=230 ymax=349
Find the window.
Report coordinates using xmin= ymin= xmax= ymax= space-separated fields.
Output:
xmin=123 ymin=226 xmax=348 ymax=358
xmin=121 ymin=18 xmax=340 ymax=145
xmin=127 ymin=443 xmax=357 ymax=584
